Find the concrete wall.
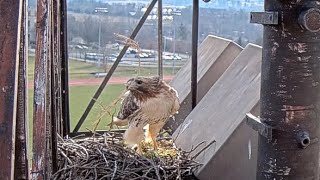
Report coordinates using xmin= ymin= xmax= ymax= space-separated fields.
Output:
xmin=173 ymin=44 xmax=262 ymax=180
xmin=165 ymin=35 xmax=243 ymax=132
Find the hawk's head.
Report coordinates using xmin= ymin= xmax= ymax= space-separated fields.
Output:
xmin=125 ymin=76 xmax=162 ymax=99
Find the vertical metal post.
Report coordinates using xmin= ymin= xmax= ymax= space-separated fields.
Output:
xmin=158 ymin=0 xmax=163 ymax=79
xmin=73 ymin=0 xmax=158 ymax=133
xmin=0 ymin=0 xmax=22 ymax=179
xmin=172 ymin=20 xmax=176 ymax=74
xmin=32 ymin=0 xmax=51 ymax=178
xmin=15 ymin=0 xmax=30 ymax=179
xmin=255 ymin=1 xmax=320 ymax=179
xmin=61 ymin=0 xmax=70 ymax=136
xmin=98 ymin=19 xmax=101 ymax=55
xmin=51 ymin=0 xmax=60 ymax=173
xmin=191 ymin=0 xmax=199 ymax=109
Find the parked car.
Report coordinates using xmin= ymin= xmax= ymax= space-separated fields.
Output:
xmin=172 ymin=55 xmax=182 ymax=60
xmin=147 ymin=53 xmax=155 ymax=58
xmin=162 ymin=54 xmax=173 ymax=60
xmin=163 ymin=54 xmax=182 ymax=60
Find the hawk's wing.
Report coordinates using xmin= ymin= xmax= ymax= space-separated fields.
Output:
xmin=111 ymin=91 xmax=138 ymax=125
xmin=117 ymin=91 xmax=139 ymax=120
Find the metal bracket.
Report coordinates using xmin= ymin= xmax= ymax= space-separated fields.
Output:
xmin=250 ymin=11 xmax=279 ymax=25
xmin=246 ymin=113 xmax=273 ymax=139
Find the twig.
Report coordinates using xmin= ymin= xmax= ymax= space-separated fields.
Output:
xmin=111 ymin=161 xmax=117 ymax=180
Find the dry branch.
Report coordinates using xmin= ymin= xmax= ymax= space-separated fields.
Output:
xmin=114 ymin=33 xmax=141 ymax=75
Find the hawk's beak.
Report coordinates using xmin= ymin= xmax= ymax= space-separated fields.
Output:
xmin=125 ymin=78 xmax=134 ymax=90
xmin=125 ymin=82 xmax=130 ymax=90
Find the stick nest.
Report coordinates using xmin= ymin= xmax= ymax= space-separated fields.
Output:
xmin=52 ymin=132 xmax=201 ymax=180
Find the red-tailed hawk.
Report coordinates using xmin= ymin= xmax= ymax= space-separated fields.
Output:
xmin=112 ymin=76 xmax=180 ymax=154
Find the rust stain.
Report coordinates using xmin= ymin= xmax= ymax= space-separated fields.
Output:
xmin=1 ymin=86 xmax=9 ymax=93
xmin=288 ymin=43 xmax=307 ymax=53
xmin=271 ymin=42 xmax=279 ymax=57
xmin=281 ymin=22 xmax=288 ymax=37
xmin=32 ymin=0 xmax=51 ymax=179
xmin=272 ymin=27 xmax=278 ymax=32
xmin=264 ymin=158 xmax=292 ymax=176
xmin=312 ymin=81 xmax=319 ymax=87
xmin=282 ymin=105 xmax=314 ymax=123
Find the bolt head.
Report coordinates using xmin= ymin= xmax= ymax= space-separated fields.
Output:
xmin=299 ymin=8 xmax=320 ymax=33
xmin=203 ymin=0 xmax=211 ymax=2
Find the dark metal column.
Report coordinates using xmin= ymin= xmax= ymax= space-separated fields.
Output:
xmin=0 ymin=0 xmax=23 ymax=179
xmin=158 ymin=0 xmax=163 ymax=79
xmin=60 ymin=0 xmax=70 ymax=136
xmin=15 ymin=0 xmax=30 ymax=179
xmin=252 ymin=1 xmax=320 ymax=179
xmin=51 ymin=0 xmax=61 ymax=173
xmin=191 ymin=0 xmax=199 ymax=109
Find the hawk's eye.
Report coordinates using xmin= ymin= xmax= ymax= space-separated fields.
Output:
xmin=136 ymin=80 xmax=143 ymax=85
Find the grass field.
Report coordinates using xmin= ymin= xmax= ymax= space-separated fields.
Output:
xmin=28 ymin=84 xmax=125 ymax=132
xmin=69 ymin=85 xmax=125 ymax=131
xmin=28 ymin=55 xmax=181 ymax=136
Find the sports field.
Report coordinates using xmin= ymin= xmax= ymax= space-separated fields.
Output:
xmin=28 ymin=56 xmax=176 ymax=132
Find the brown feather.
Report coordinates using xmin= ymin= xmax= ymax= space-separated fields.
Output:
xmin=116 ymin=91 xmax=139 ymax=120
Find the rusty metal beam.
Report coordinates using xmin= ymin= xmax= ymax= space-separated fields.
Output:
xmin=0 ymin=0 xmax=23 ymax=179
xmin=60 ymin=0 xmax=70 ymax=137
xmin=252 ymin=1 xmax=320 ymax=179
xmin=32 ymin=0 xmax=51 ymax=178
xmin=158 ymin=0 xmax=163 ymax=79
xmin=45 ymin=7 xmax=53 ymax=175
xmin=73 ymin=0 xmax=158 ymax=133
xmin=14 ymin=0 xmax=30 ymax=179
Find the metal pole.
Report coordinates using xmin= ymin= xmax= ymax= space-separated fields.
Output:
xmin=61 ymin=0 xmax=70 ymax=136
xmin=73 ymin=0 xmax=158 ymax=133
xmin=158 ymin=0 xmax=163 ymax=79
xmin=173 ymin=21 xmax=176 ymax=74
xmin=15 ymin=0 xmax=30 ymax=179
xmin=98 ymin=18 xmax=101 ymax=66
xmin=51 ymin=0 xmax=61 ymax=173
xmin=99 ymin=19 xmax=101 ymax=54
xmin=173 ymin=22 xmax=176 ymax=55
xmin=251 ymin=1 xmax=320 ymax=179
xmin=191 ymin=0 xmax=199 ymax=109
